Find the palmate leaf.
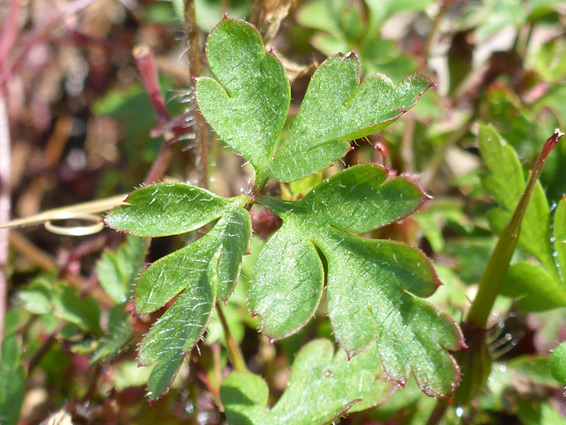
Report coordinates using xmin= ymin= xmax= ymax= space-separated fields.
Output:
xmin=221 ymin=339 xmax=395 ymax=425
xmin=196 ymin=18 xmax=432 ymax=185
xmin=251 ymin=165 xmax=465 ymax=398
xmin=106 ymin=184 xmax=252 ymax=398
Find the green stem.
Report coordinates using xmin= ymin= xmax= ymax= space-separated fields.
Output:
xmin=427 ymin=129 xmax=563 ymax=425
xmin=467 ymin=129 xmax=563 ymax=328
xmin=216 ymin=302 xmax=248 ymax=372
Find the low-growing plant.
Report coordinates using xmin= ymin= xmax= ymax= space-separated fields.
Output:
xmin=2 ymin=1 xmax=566 ymax=424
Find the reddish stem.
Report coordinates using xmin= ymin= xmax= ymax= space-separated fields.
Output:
xmin=0 ymin=0 xmax=22 ymax=67
xmin=132 ymin=45 xmax=179 ymax=185
xmin=133 ymin=45 xmax=171 ymax=127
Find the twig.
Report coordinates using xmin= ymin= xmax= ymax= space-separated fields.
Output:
xmin=133 ymin=45 xmax=178 ymax=185
xmin=27 ymin=321 xmax=65 ymax=375
xmin=184 ymin=0 xmax=208 ymax=189
xmin=215 ymin=302 xmax=247 ymax=372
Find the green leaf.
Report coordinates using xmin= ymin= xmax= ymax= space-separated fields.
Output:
xmin=147 ymin=352 xmax=186 ymax=400
xmin=196 ymin=18 xmax=431 ymax=184
xmin=252 ymin=165 xmax=464 ymax=398
xmin=517 ymin=401 xmax=566 ymax=425
xmin=251 ymin=224 xmax=324 ymax=339
xmin=90 ymin=303 xmax=133 ymax=364
xmin=106 ymin=183 xmax=247 ymax=237
xmin=107 ymin=185 xmax=252 ymax=399
xmin=0 ymin=334 xmax=25 ymax=425
xmin=269 ymin=54 xmax=432 ymax=182
xmin=479 ymin=125 xmax=557 ymax=275
xmin=555 ymin=197 xmax=566 ymax=277
xmin=502 ymin=262 xmax=566 ymax=312
xmin=134 ymin=207 xmax=251 ymax=313
xmin=221 ymin=339 xmax=395 ymax=425
xmin=17 ymin=277 xmax=101 ymax=334
xmin=551 ymin=341 xmax=566 ymax=385
xmin=97 ymin=235 xmax=148 ymax=303
xmin=139 ymin=273 xmax=215 ymax=399
xmin=196 ymin=18 xmax=290 ymax=181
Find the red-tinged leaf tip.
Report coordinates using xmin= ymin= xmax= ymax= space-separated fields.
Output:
xmin=349 ymin=146 xmax=355 ymax=151
xmin=347 ymin=352 xmax=354 ymax=362
xmin=223 ymin=12 xmax=229 ymax=19
xmin=269 ymin=47 xmax=274 ymax=53
xmin=399 ymin=381 xmax=406 ymax=389
xmin=545 ymin=128 xmax=564 ymax=151
xmin=431 ymin=81 xmax=438 ymax=88
xmin=191 ymin=76 xmax=196 ymax=81
xmin=224 ymin=300 xmax=228 ymax=306
xmin=446 ymin=398 xmax=453 ymax=404
xmin=250 ymin=312 xmax=258 ymax=318
xmin=329 ymin=163 xmax=335 ymax=167
xmin=425 ymin=193 xmax=434 ymax=200
xmin=269 ymin=338 xmax=275 ymax=345
xmin=149 ymin=401 xmax=153 ymax=408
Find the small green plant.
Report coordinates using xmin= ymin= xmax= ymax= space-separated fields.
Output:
xmin=105 ymin=17 xmax=465 ymax=403
xmin=3 ymin=1 xmax=566 ymax=423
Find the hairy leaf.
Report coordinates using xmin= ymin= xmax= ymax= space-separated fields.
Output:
xmin=251 ymin=164 xmax=464 ymax=398
xmin=196 ymin=18 xmax=431 ymax=184
xmin=196 ymin=18 xmax=290 ymax=182
xmin=269 ymin=55 xmax=431 ymax=182
xmin=221 ymin=339 xmax=395 ymax=425
xmin=106 ymin=183 xmax=246 ymax=237
xmin=107 ymin=183 xmax=251 ymax=398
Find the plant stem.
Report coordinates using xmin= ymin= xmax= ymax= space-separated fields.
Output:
xmin=427 ymin=129 xmax=564 ymax=425
xmin=27 ymin=321 xmax=65 ymax=375
xmin=467 ymin=129 xmax=563 ymax=328
xmin=183 ymin=2 xmax=244 ymax=375
xmin=133 ymin=45 xmax=178 ymax=185
xmin=216 ymin=302 xmax=247 ymax=372
xmin=184 ymin=0 xmax=208 ymax=190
